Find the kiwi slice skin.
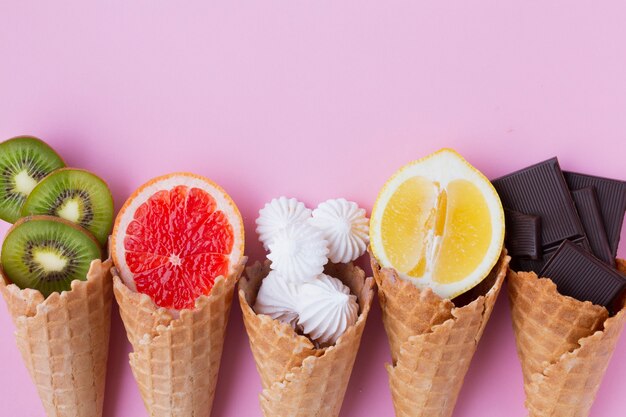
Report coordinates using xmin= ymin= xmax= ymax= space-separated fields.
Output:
xmin=21 ymin=168 xmax=114 ymax=247
xmin=0 ymin=136 xmax=66 ymax=223
xmin=1 ymin=215 xmax=102 ymax=297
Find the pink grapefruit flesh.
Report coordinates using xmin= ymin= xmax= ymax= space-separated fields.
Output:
xmin=112 ymin=173 xmax=244 ymax=310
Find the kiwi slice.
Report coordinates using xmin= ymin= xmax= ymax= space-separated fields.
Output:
xmin=21 ymin=168 xmax=114 ymax=246
xmin=0 ymin=136 xmax=66 ymax=223
xmin=1 ymin=215 xmax=102 ymax=297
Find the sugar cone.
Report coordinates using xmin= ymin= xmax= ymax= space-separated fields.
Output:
xmin=0 ymin=258 xmax=113 ymax=417
xmin=112 ymin=257 xmax=246 ymax=417
xmin=508 ymin=259 xmax=626 ymax=417
xmin=371 ymin=250 xmax=509 ymax=417
xmin=239 ymin=261 xmax=375 ymax=417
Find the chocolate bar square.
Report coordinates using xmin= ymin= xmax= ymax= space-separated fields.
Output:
xmin=493 ymin=158 xmax=586 ymax=249
xmin=540 ymin=240 xmax=626 ymax=312
xmin=504 ymin=208 xmax=541 ymax=260
xmin=565 ymin=171 xmax=626 ymax=259
xmin=571 ymin=187 xmax=614 ymax=265
xmin=513 ymin=236 xmax=590 ymax=274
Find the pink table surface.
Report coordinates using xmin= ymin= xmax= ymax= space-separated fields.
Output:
xmin=1 ymin=2 xmax=626 ymax=416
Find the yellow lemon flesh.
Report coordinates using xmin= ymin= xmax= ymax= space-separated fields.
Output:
xmin=370 ymin=148 xmax=504 ymax=299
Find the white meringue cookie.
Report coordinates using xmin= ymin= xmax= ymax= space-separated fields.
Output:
xmin=296 ymin=273 xmax=359 ymax=345
xmin=256 ymin=197 xmax=311 ymax=250
xmin=267 ymin=222 xmax=329 ymax=283
xmin=254 ymin=270 xmax=300 ymax=329
xmin=309 ymin=198 xmax=369 ymax=263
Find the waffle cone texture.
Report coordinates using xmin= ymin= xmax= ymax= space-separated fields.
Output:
xmin=0 ymin=258 xmax=113 ymax=417
xmin=239 ymin=261 xmax=375 ymax=417
xmin=113 ymin=257 xmax=247 ymax=417
xmin=508 ymin=259 xmax=626 ymax=417
xmin=371 ymin=250 xmax=509 ymax=417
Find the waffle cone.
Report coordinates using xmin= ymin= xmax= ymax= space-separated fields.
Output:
xmin=239 ymin=261 xmax=375 ymax=417
xmin=112 ymin=258 xmax=246 ymax=417
xmin=371 ymin=250 xmax=509 ymax=417
xmin=508 ymin=259 xmax=626 ymax=417
xmin=0 ymin=258 xmax=113 ymax=417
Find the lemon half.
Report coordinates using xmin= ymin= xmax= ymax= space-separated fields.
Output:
xmin=370 ymin=148 xmax=504 ymax=299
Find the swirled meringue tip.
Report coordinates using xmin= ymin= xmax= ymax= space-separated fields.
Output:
xmin=309 ymin=198 xmax=369 ymax=264
xmin=296 ymin=273 xmax=358 ymax=345
xmin=254 ymin=270 xmax=300 ymax=329
xmin=256 ymin=196 xmax=312 ymax=250
xmin=267 ymin=222 xmax=329 ymax=284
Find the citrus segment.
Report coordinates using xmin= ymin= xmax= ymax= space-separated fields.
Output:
xmin=112 ymin=173 xmax=244 ymax=310
xmin=370 ymin=149 xmax=504 ymax=299
xmin=433 ymin=179 xmax=493 ymax=284
xmin=381 ymin=176 xmax=436 ymax=276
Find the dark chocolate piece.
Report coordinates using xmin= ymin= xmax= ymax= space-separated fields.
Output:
xmin=513 ymin=236 xmax=590 ymax=274
xmin=540 ymin=240 xmax=626 ymax=312
xmin=571 ymin=187 xmax=614 ymax=265
xmin=504 ymin=208 xmax=542 ymax=260
xmin=493 ymin=158 xmax=586 ymax=249
xmin=565 ymin=171 xmax=626 ymax=258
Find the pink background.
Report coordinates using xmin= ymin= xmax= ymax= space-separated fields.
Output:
xmin=1 ymin=2 xmax=625 ymax=416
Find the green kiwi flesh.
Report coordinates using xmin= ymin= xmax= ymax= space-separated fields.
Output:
xmin=0 ymin=136 xmax=66 ymax=223
xmin=1 ymin=215 xmax=102 ymax=297
xmin=21 ymin=168 xmax=114 ymax=246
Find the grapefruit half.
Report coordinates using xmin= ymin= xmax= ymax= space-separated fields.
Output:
xmin=112 ymin=173 xmax=244 ymax=310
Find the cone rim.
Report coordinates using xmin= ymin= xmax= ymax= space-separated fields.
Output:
xmin=0 ymin=257 xmax=113 ymax=318
xmin=113 ymin=256 xmax=248 ymax=317
xmin=239 ymin=260 xmax=375 ymax=353
xmin=508 ymin=260 xmax=626 ymax=315
xmin=371 ymin=248 xmax=509 ymax=310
